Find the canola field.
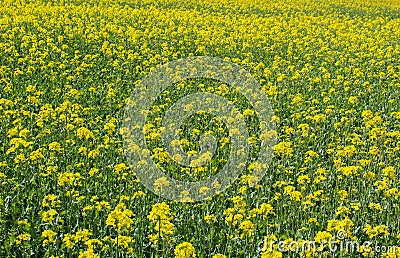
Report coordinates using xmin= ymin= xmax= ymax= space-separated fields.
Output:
xmin=0 ymin=0 xmax=400 ymax=257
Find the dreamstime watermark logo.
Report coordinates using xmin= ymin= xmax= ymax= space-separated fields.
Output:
xmin=122 ymin=56 xmax=276 ymax=202
xmin=257 ymin=230 xmax=397 ymax=254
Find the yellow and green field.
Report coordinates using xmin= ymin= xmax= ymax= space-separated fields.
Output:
xmin=0 ymin=0 xmax=400 ymax=257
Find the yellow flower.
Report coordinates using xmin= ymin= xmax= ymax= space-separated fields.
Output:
xmin=89 ymin=168 xmax=99 ymax=177
xmin=337 ymin=190 xmax=348 ymax=201
xmin=42 ymin=230 xmax=57 ymax=246
xmin=336 ymin=145 xmax=357 ymax=158
xmin=106 ymin=203 xmax=134 ymax=231
xmin=76 ymin=127 xmax=94 ymax=140
xmin=363 ymin=224 xmax=389 ymax=238
xmin=212 ymin=254 xmax=226 ymax=258
xmin=297 ymin=175 xmax=311 ymax=184
xmin=154 ymin=177 xmax=170 ymax=193
xmin=204 ymin=214 xmax=216 ymax=223
xmin=104 ymin=120 xmax=116 ymax=133
xmin=384 ymin=188 xmax=399 ymax=200
xmin=88 ymin=149 xmax=100 ymax=158
xmin=95 ymin=201 xmax=111 ymax=211
xmin=147 ymin=202 xmax=173 ymax=221
xmin=48 ymin=141 xmax=62 ymax=152
xmin=16 ymin=233 xmax=31 ymax=244
xmin=368 ymin=202 xmax=382 ymax=211
xmin=382 ymin=166 xmax=396 ymax=180
xmin=63 ymin=234 xmax=75 ymax=249
xmin=308 ymin=218 xmax=319 ymax=226
xmin=273 ymin=141 xmax=293 ymax=157
xmin=335 ymin=206 xmax=350 ymax=216
xmin=114 ymin=163 xmax=129 ymax=174
xmin=111 ymin=235 xmax=133 ymax=248
xmin=291 ymin=94 xmax=302 ymax=105
xmin=314 ymin=231 xmax=333 ymax=243
xmin=284 ymin=186 xmax=302 ymax=201
xmin=348 ymin=96 xmax=358 ymax=104
xmin=337 ymin=166 xmax=362 ymax=176
xmin=239 ymin=220 xmax=255 ymax=238
xmin=58 ymin=172 xmax=81 ymax=186
xmin=174 ymin=242 xmax=196 ymax=258
xmin=75 ymin=229 xmax=92 ymax=242
xmin=29 ymin=148 xmax=44 ymax=161
xmin=78 ymin=249 xmax=100 ymax=258
xmin=147 ymin=202 xmax=175 ymax=244
xmin=327 ymin=217 xmax=354 ymax=235
xmin=42 ymin=194 xmax=60 ymax=207
xmin=243 ymin=109 xmax=255 ymax=116
xmin=42 ymin=209 xmax=58 ymax=224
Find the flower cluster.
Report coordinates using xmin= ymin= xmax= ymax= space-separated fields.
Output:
xmin=1 ymin=0 xmax=399 ymax=256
